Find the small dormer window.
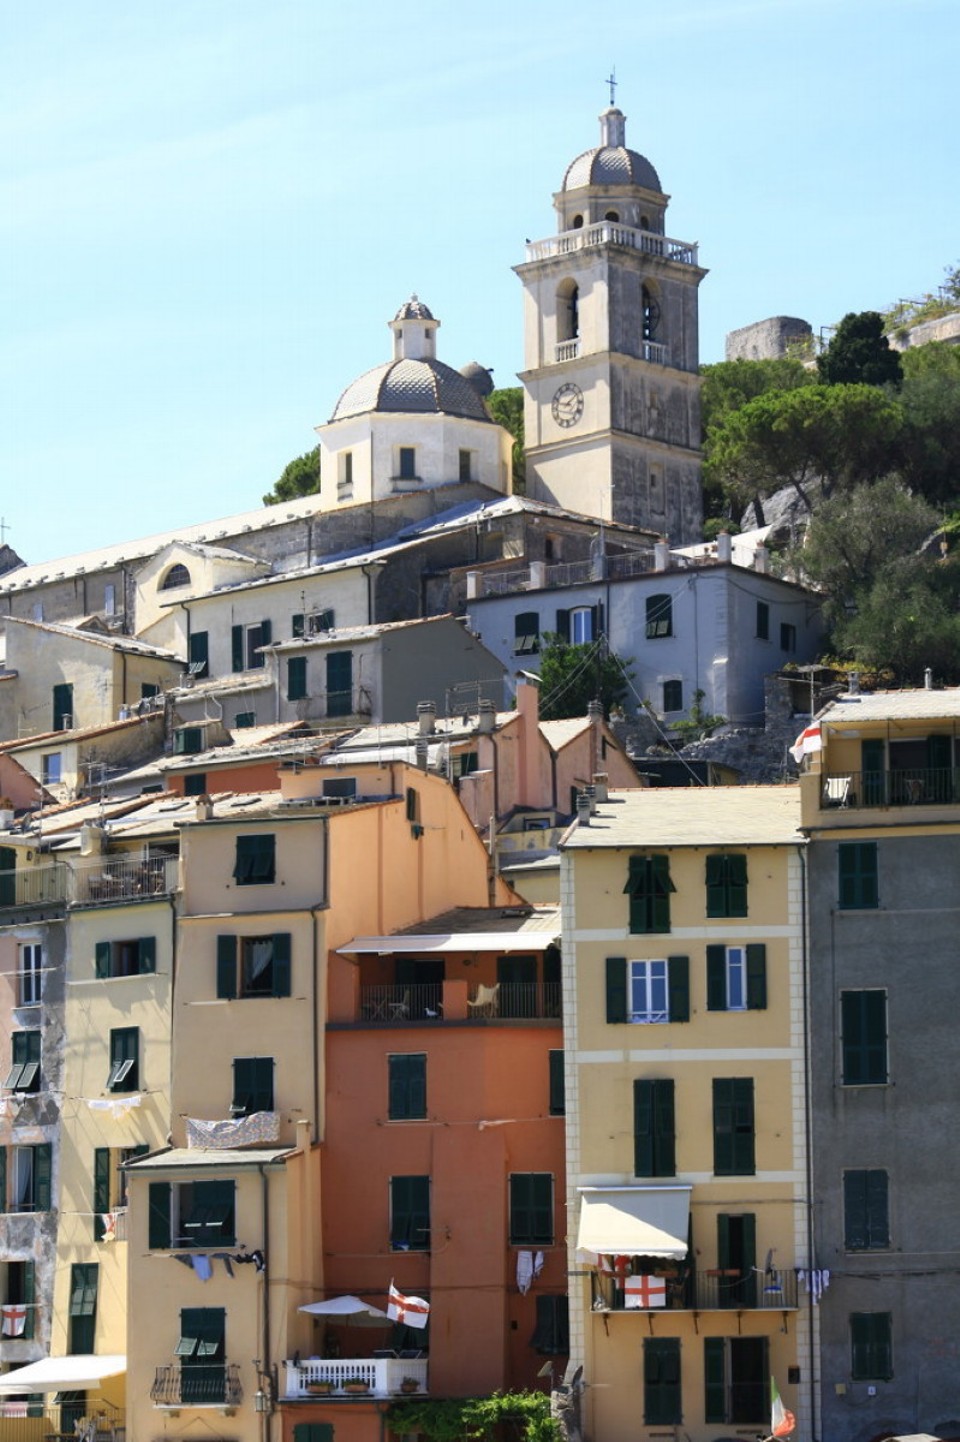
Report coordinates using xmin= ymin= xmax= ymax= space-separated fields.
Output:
xmin=161 ymin=564 xmax=191 ymax=591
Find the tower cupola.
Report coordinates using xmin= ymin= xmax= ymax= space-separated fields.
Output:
xmin=390 ymin=295 xmax=439 ymax=361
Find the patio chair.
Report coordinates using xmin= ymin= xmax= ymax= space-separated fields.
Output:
xmin=467 ymin=982 xmax=499 ymax=1017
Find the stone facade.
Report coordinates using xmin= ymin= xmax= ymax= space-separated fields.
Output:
xmin=725 ymin=315 xmax=814 ymax=362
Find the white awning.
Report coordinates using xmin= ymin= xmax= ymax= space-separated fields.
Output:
xmin=0 ymin=1355 xmax=126 ymax=1393
xmin=576 ymin=1186 xmax=691 ymax=1260
xmin=339 ymin=934 xmax=556 ymax=956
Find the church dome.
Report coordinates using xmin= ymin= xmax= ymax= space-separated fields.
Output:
xmin=394 ymin=295 xmax=435 ymax=322
xmin=459 ymin=361 xmax=495 ymax=399
xmin=330 ymin=358 xmax=492 ymax=423
xmin=562 ymin=107 xmax=662 ymax=194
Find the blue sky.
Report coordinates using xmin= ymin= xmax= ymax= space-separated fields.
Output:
xmin=1 ymin=0 xmax=956 ymax=565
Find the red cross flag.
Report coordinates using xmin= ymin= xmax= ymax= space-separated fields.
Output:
xmin=624 ymin=1275 xmax=666 ymax=1309
xmin=2 ymin=1304 xmax=27 ymax=1336
xmin=388 ymin=1282 xmax=430 ymax=1329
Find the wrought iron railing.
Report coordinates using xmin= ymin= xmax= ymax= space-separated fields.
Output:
xmin=71 ymin=854 xmax=179 ymax=906
xmin=0 ymin=863 xmax=69 ymax=912
xmin=361 ymin=983 xmax=445 ymax=1022
xmin=150 ymin=1363 xmax=242 ymax=1407
xmin=821 ymin=767 xmax=960 ymax=810
xmin=468 ymin=980 xmax=562 ymax=1020
xmin=591 ymin=1267 xmax=798 ymax=1312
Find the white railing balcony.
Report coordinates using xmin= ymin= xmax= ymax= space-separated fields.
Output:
xmin=526 ymin=222 xmax=699 ymax=268
xmin=554 ymin=338 xmax=580 ymax=362
xmin=283 ymin=1355 xmax=428 ymax=1400
xmin=641 ymin=340 xmax=669 ymax=365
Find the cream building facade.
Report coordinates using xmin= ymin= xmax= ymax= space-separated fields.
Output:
xmin=560 ymin=787 xmax=810 ymax=1442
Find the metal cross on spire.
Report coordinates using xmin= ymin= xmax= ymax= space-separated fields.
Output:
xmin=0 ymin=517 xmax=10 ymax=546
xmin=605 ymin=68 xmax=617 ymax=106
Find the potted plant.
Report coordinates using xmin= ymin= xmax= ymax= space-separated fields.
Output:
xmin=306 ymin=1380 xmax=334 ymax=1396
xmin=342 ymin=1376 xmax=370 ymax=1394
xmin=399 ymin=1377 xmax=419 ymax=1395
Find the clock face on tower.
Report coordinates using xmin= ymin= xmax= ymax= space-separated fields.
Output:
xmin=552 ymin=382 xmax=584 ymax=428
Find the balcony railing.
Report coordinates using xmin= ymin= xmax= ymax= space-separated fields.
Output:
xmin=283 ymin=1355 xmax=428 ymax=1400
xmin=821 ymin=767 xmax=960 ymax=810
xmin=71 ymin=854 xmax=179 ymax=906
xmin=476 ymin=550 xmax=657 ymax=599
xmin=526 ymin=222 xmax=699 ymax=268
xmin=0 ymin=1402 xmax=124 ymax=1442
xmin=591 ymin=1268 xmax=798 ymax=1312
xmin=292 ymin=687 xmax=374 ymax=725
xmin=554 ymin=339 xmax=580 ymax=362
xmin=0 ymin=863 xmax=69 ymax=913
xmin=151 ymin=1363 xmax=243 ymax=1408
xmin=357 ymin=980 xmax=561 ymax=1024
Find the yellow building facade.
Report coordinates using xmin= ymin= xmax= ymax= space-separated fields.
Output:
xmin=561 ymin=787 xmax=810 ymax=1442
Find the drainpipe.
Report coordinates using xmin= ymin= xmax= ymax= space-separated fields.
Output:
xmin=798 ymin=843 xmax=818 ymax=1442
xmin=310 ymin=906 xmax=322 ymax=1147
xmin=258 ymin=1162 xmax=272 ymax=1442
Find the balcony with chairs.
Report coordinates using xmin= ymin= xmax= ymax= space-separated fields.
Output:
xmin=820 ymin=766 xmax=960 ymax=812
xmin=71 ymin=853 xmax=179 ymax=907
xmin=355 ymin=977 xmax=561 ymax=1026
xmin=283 ymin=1354 xmax=428 ymax=1401
xmin=589 ymin=1265 xmax=799 ymax=1314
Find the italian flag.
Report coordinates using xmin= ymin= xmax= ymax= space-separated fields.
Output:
xmin=771 ymin=1377 xmax=796 ymax=1438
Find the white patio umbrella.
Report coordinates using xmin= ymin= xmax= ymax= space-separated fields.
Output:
xmin=298 ymin=1295 xmax=392 ymax=1326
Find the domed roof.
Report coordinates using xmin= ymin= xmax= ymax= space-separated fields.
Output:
xmin=394 ymin=294 xmax=435 ymax=322
xmin=331 ymin=358 xmax=492 ymax=423
xmin=562 ymin=107 xmax=661 ymax=194
xmin=459 ymin=361 xmax=495 ymax=399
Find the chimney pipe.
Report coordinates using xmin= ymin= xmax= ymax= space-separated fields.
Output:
xmin=753 ymin=544 xmax=769 ymax=575
xmin=847 ymin=670 xmax=860 ymax=695
xmin=417 ymin=701 xmax=437 ymax=737
xmin=593 ymin=773 xmax=609 ymax=802
xmin=716 ymin=531 xmax=732 ymax=564
xmin=478 ymin=700 xmax=496 ymax=734
xmin=654 ymin=539 xmax=670 ymax=573
xmin=924 ymin=667 xmax=933 ymax=690
xmin=576 ymin=793 xmax=591 ymax=827
xmin=194 ymin=795 xmax=214 ymax=822
xmin=415 ymin=738 xmax=429 ymax=771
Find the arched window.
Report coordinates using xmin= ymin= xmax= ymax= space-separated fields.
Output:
xmin=642 ymin=286 xmax=661 ymax=341
xmin=160 ymin=564 xmax=191 ymax=591
xmin=640 ymin=214 xmax=651 ymax=232
xmin=571 ymin=214 xmax=584 ymax=230
xmin=605 ymin=210 xmax=620 ymax=222
xmin=557 ymin=280 xmax=579 ymax=342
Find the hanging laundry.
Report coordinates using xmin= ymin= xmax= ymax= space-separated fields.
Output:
xmin=191 ymin=1255 xmax=213 ymax=1282
xmin=516 ymin=1251 xmax=534 ymax=1294
xmin=1 ymin=1304 xmax=27 ymax=1336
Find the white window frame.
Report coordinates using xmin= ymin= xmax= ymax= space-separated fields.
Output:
xmin=41 ymin=753 xmax=62 ymax=786
xmin=723 ymin=946 xmax=747 ymax=1010
xmin=104 ymin=583 xmax=117 ymax=617
xmin=629 ymin=959 xmax=669 ymax=1024
xmin=570 ymin=607 xmax=594 ymax=645
xmin=18 ymin=943 xmax=42 ymax=1007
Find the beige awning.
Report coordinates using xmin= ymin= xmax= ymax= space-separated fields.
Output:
xmin=576 ymin=1186 xmax=691 ymax=1260
xmin=338 ymin=934 xmax=557 ymax=955
xmin=0 ymin=1355 xmax=126 ymax=1393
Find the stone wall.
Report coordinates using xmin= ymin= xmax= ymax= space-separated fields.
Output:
xmin=725 ymin=316 xmax=813 ymax=362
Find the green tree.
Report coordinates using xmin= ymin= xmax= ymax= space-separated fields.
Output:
xmin=795 ymin=475 xmax=960 ymax=682
xmin=537 ymin=635 xmax=631 ymax=721
xmin=817 ymin=311 xmax=903 ymax=388
xmin=700 ymin=357 xmax=810 ymax=521
xmin=487 ymin=386 xmax=525 ymax=491
xmin=898 ymin=342 xmax=960 ymax=504
xmin=703 ymin=383 xmax=904 ymax=524
xmin=263 ymin=446 xmax=321 ymax=506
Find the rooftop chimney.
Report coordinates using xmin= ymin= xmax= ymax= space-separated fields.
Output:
xmin=417 ymin=701 xmax=437 ymax=737
xmin=593 ymin=773 xmax=609 ymax=802
xmin=925 ymin=667 xmax=933 ymax=690
xmin=753 ymin=545 xmax=769 ymax=575
xmin=654 ymin=539 xmax=671 ymax=573
xmin=576 ymin=793 xmax=591 ymax=827
xmin=415 ymin=738 xmax=429 ymax=771
xmin=194 ymin=795 xmax=214 ymax=822
xmin=847 ymin=670 xmax=860 ymax=695
xmin=716 ymin=531 xmax=732 ymax=564
xmin=478 ymin=699 xmax=497 ymax=734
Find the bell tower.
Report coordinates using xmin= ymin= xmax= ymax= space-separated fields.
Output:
xmin=515 ymin=106 xmax=707 ymax=543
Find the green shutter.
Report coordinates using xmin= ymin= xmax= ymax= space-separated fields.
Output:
xmin=292 ymin=614 xmax=305 ymax=639
xmin=231 ymin=625 xmax=244 ymax=672
xmin=714 ymin=1078 xmax=755 ymax=1176
xmin=746 ymin=944 xmax=767 ymax=1009
xmin=654 ymin=1079 xmax=675 ymax=1177
xmin=651 ymin=854 xmax=673 ymax=932
xmin=95 ymin=941 xmax=111 ymax=979
xmin=644 ymin=1337 xmax=681 ymax=1425
xmin=633 ymin=1080 xmax=653 ymax=1176
xmin=866 ymin=1170 xmax=889 ymax=1248
xmin=0 ymin=1147 xmax=6 ymax=1211
xmin=188 ymin=631 xmax=209 ymax=677
xmin=842 ymin=990 xmax=887 ymax=1084
xmin=717 ymin=1211 xmax=731 ymax=1269
xmin=233 ymin=1057 xmax=255 ymax=1113
xmin=287 ymin=656 xmax=307 ymax=701
xmin=606 ymin=957 xmax=627 ymax=1023
xmin=22 ymin=1260 xmax=35 ymax=1340
xmin=706 ymin=945 xmax=727 ymax=1010
xmin=216 ymin=936 xmax=237 ymax=999
xmin=704 ymin=1337 xmax=726 ymax=1423
xmin=272 ymin=932 xmax=291 ymax=996
xmin=139 ymin=936 xmax=156 ymax=974
xmin=667 ymin=955 xmax=689 ymax=1022
xmin=549 ymin=1050 xmax=565 ymax=1116
xmin=555 ymin=609 xmax=570 ymax=642
xmin=705 ymin=855 xmax=726 ymax=917
xmin=260 ymin=618 xmax=272 ymax=647
xmin=844 ymin=1171 xmax=867 ymax=1250
xmin=851 ymin=1312 xmax=893 ymax=1380
xmin=148 ymin=1182 xmax=171 ymax=1249
xmin=34 ymin=1144 xmax=52 ymax=1211
xmin=727 ymin=853 xmax=748 ymax=915
xmin=93 ymin=1148 xmax=111 ymax=1241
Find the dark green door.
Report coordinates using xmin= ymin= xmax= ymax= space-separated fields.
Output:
xmin=326 ymin=652 xmax=353 ymax=718
xmin=729 ymin=1336 xmax=767 ymax=1423
xmin=718 ymin=1213 xmax=756 ymax=1307
xmin=0 ymin=845 xmax=15 ymax=906
xmin=927 ymin=733 xmax=953 ymax=802
xmin=497 ymin=954 xmax=537 ymax=1018
xmin=178 ymin=1308 xmax=225 ymax=1404
xmin=861 ymin=738 xmax=885 ymax=807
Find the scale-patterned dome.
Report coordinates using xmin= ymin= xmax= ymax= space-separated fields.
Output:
xmin=330 ymin=358 xmax=491 ymax=423
xmin=562 ymin=107 xmax=662 ymax=194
